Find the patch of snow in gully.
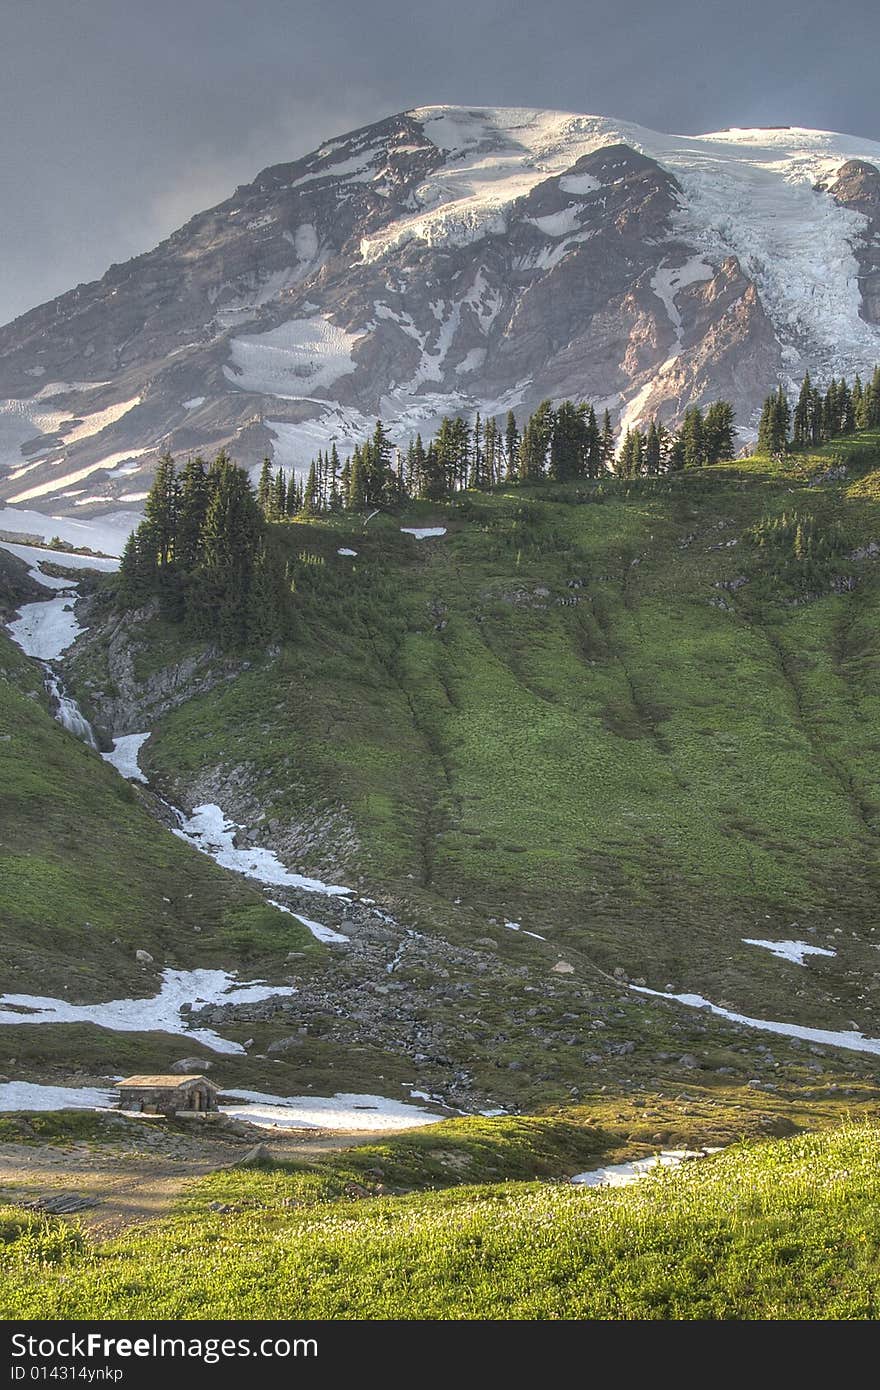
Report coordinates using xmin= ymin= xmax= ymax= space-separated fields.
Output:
xmin=632 ymin=985 xmax=880 ymax=1056
xmin=0 ymin=970 xmax=294 ymax=1055
xmin=7 ymin=593 xmax=83 ymax=660
xmin=0 ymin=1082 xmax=115 ymax=1113
xmin=743 ymin=938 xmax=837 ymax=966
xmin=220 ymin=1089 xmax=446 ymax=1131
xmin=400 ymin=526 xmax=447 ymax=539
xmin=102 ymin=733 xmax=150 ymax=783
xmin=266 ymin=899 xmax=349 ymax=946
xmin=175 ymin=803 xmax=352 ymax=897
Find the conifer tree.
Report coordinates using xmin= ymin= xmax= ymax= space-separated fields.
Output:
xmin=680 ymin=407 xmax=705 ymax=467
xmin=600 ymin=410 xmax=616 ymax=472
xmin=792 ymin=373 xmax=813 ymax=448
xmin=176 ymin=456 xmax=210 ymax=570
xmin=504 ymin=410 xmax=520 ymax=480
xmin=519 ymin=400 xmax=553 ymax=480
xmin=257 ymin=458 xmax=272 ymax=516
xmin=144 ymin=452 xmax=179 ymax=568
xmin=301 ymin=461 xmax=318 ymax=518
xmin=703 ymin=401 xmax=735 ymax=463
xmin=645 ymin=420 xmax=662 ymax=475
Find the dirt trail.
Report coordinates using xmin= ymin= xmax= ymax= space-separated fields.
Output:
xmin=0 ymin=1125 xmax=398 ymax=1236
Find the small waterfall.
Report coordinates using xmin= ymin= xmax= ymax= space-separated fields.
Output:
xmin=44 ymin=670 xmax=98 ymax=751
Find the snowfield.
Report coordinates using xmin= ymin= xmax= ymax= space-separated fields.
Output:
xmin=224 ymin=316 xmax=366 ymax=398
xmin=219 ymin=1089 xmax=446 ymax=1131
xmin=0 ymin=1082 xmax=115 ymax=1113
xmin=7 ymin=592 xmax=83 ymax=660
xmin=0 ymin=539 xmax=119 ymax=576
xmin=0 ymin=506 xmax=136 ymax=557
xmin=0 ymin=969 xmax=295 ymax=1055
xmin=385 ymin=107 xmax=880 ymax=381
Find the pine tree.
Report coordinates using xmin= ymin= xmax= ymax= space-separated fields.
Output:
xmin=519 ymin=401 xmax=553 ymax=480
xmin=272 ymin=468 xmax=286 ymax=520
xmin=257 ymin=458 xmax=273 ymax=516
xmin=469 ymin=411 xmax=483 ymax=489
xmin=301 ymin=461 xmax=318 ymax=518
xmin=853 ymin=374 xmax=867 ymax=429
xmin=199 ymin=455 xmax=267 ymax=647
xmin=600 ymin=410 xmax=616 ymax=472
xmin=703 ymin=401 xmax=736 ymax=463
xmin=176 ymin=456 xmax=210 ymax=570
xmin=348 ymin=449 xmax=367 ymax=511
xmin=792 ymin=373 xmax=813 ymax=448
xmin=680 ymin=407 xmax=705 ymax=467
xmin=118 ymin=526 xmax=159 ymax=606
xmin=869 ymin=366 xmax=880 ymax=426
xmin=504 ymin=411 xmax=520 ymax=480
xmin=143 ymin=452 xmax=179 ymax=568
xmin=645 ymin=420 xmax=662 ymax=476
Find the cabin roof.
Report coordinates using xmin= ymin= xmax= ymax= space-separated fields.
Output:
xmin=115 ymin=1075 xmax=215 ymax=1089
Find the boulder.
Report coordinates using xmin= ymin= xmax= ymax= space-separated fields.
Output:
xmin=238 ymin=1143 xmax=273 ymax=1167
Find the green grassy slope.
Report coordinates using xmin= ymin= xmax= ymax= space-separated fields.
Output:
xmin=0 ymin=627 xmax=317 ymax=999
xmin=103 ymin=431 xmax=880 ymax=1031
xmin=4 ymin=1119 xmax=880 ymax=1319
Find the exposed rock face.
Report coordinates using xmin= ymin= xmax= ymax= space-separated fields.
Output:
xmin=826 ymin=159 xmax=880 ymax=325
xmin=1 ymin=106 xmax=879 ymax=521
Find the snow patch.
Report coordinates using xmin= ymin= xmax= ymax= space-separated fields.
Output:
xmin=220 ymin=1089 xmax=446 ymax=1130
xmin=225 ymin=317 xmax=365 ymax=398
xmin=337 ymin=547 xmax=357 ymax=556
xmin=102 ymin=733 xmax=150 ymax=783
xmin=7 ymin=451 xmax=149 ymax=504
xmin=266 ymin=899 xmax=349 ymax=946
xmin=633 ymin=984 xmax=880 ymax=1056
xmin=0 ymin=1082 xmax=115 ymax=1113
xmin=743 ymin=938 xmax=837 ymax=966
xmin=528 ymin=206 xmax=584 ymax=237
xmin=0 ymin=508 xmax=136 ymax=557
xmin=455 ymin=347 xmax=487 ymax=375
xmin=572 ymin=1149 xmax=715 ymax=1187
xmin=0 ymin=970 xmax=295 ymax=1055
xmin=174 ymin=803 xmax=352 ymax=897
xmin=504 ymin=920 xmax=547 ymax=941
xmin=60 ymin=397 xmax=141 ymax=447
xmin=183 ymin=396 xmax=206 ymax=410
xmin=7 ymin=593 xmax=83 ymax=660
xmin=558 ymin=172 xmax=602 ymax=194
xmin=400 ymin=526 xmax=446 ymax=539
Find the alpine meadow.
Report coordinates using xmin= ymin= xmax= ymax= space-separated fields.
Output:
xmin=3 ymin=87 xmax=880 ymax=1330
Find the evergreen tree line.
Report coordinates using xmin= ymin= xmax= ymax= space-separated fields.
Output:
xmin=758 ymin=366 xmax=880 ymax=456
xmin=119 ymin=451 xmax=282 ymax=647
xmin=262 ymin=397 xmax=739 ymax=520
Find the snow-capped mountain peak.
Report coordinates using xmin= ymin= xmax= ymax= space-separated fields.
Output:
xmin=1 ymin=105 xmax=879 ymax=522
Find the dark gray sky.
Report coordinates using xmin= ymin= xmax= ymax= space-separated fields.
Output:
xmin=2 ymin=0 xmax=878 ymax=325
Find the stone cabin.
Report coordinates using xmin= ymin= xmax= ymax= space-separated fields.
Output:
xmin=115 ymin=1075 xmax=219 ymax=1117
